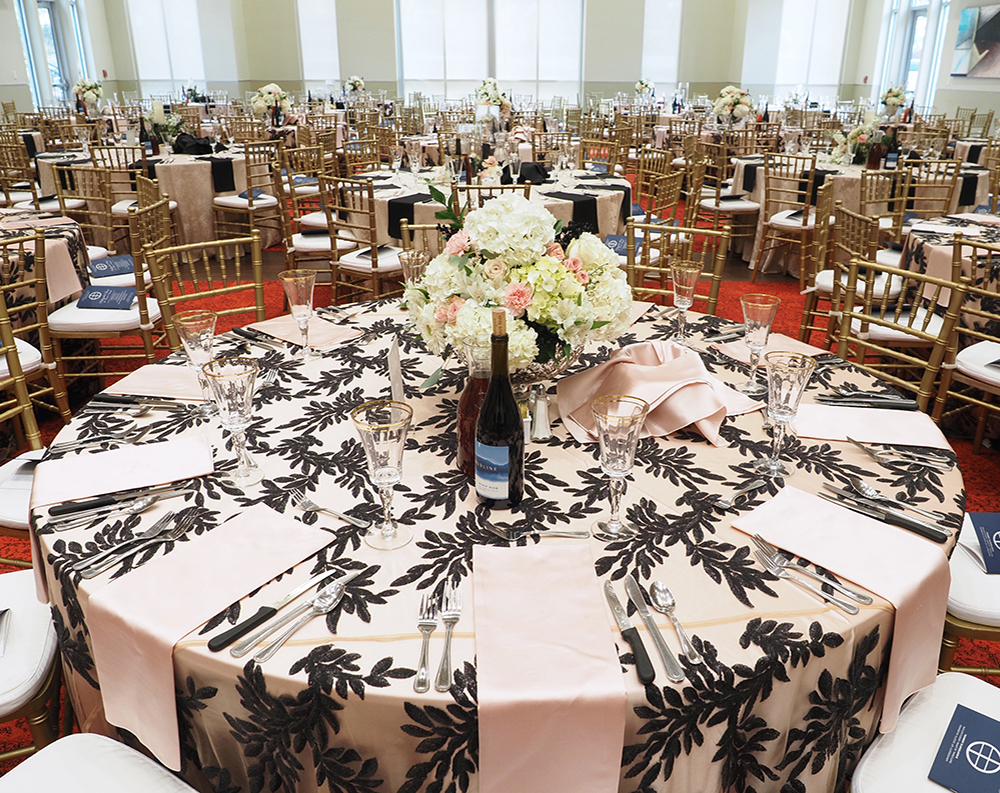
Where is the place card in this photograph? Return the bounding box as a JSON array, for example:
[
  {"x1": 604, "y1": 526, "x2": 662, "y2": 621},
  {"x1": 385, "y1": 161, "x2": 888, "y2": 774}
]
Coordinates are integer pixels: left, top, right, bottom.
[
  {"x1": 929, "y1": 704, "x2": 1000, "y2": 792},
  {"x1": 88, "y1": 253, "x2": 135, "y2": 278},
  {"x1": 603, "y1": 234, "x2": 627, "y2": 255},
  {"x1": 77, "y1": 285, "x2": 136, "y2": 310},
  {"x1": 969, "y1": 514, "x2": 1000, "y2": 574}
]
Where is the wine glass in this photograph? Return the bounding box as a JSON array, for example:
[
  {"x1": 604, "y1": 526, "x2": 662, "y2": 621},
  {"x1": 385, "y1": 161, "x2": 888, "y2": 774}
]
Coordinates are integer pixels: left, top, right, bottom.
[
  {"x1": 670, "y1": 262, "x2": 703, "y2": 345},
  {"x1": 173, "y1": 309, "x2": 219, "y2": 418},
  {"x1": 753, "y1": 352, "x2": 816, "y2": 478},
  {"x1": 737, "y1": 293, "x2": 781, "y2": 397},
  {"x1": 391, "y1": 145, "x2": 404, "y2": 176},
  {"x1": 509, "y1": 147, "x2": 522, "y2": 183},
  {"x1": 203, "y1": 358, "x2": 262, "y2": 487},
  {"x1": 590, "y1": 395, "x2": 650, "y2": 541},
  {"x1": 278, "y1": 269, "x2": 318, "y2": 361},
  {"x1": 351, "y1": 399, "x2": 414, "y2": 550},
  {"x1": 399, "y1": 250, "x2": 429, "y2": 287}
]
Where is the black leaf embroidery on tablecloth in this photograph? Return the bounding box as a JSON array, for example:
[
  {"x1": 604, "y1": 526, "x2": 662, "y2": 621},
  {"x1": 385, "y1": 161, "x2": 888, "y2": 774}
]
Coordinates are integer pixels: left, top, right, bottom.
[
  {"x1": 201, "y1": 766, "x2": 243, "y2": 793},
  {"x1": 404, "y1": 470, "x2": 473, "y2": 520},
  {"x1": 633, "y1": 439, "x2": 728, "y2": 489},
  {"x1": 398, "y1": 661, "x2": 478, "y2": 793},
  {"x1": 291, "y1": 646, "x2": 414, "y2": 701},
  {"x1": 390, "y1": 512, "x2": 479, "y2": 595},
  {"x1": 178, "y1": 676, "x2": 219, "y2": 771},
  {"x1": 50, "y1": 605, "x2": 99, "y2": 689}
]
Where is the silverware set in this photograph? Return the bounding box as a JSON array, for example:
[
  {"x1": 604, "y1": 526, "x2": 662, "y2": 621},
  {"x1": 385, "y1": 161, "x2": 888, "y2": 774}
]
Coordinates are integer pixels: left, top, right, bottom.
[
  {"x1": 754, "y1": 551, "x2": 860, "y2": 614},
  {"x1": 68, "y1": 511, "x2": 197, "y2": 579},
  {"x1": 483, "y1": 522, "x2": 589, "y2": 541},
  {"x1": 412, "y1": 582, "x2": 463, "y2": 693},
  {"x1": 820, "y1": 483, "x2": 951, "y2": 543},
  {"x1": 46, "y1": 426, "x2": 152, "y2": 457},
  {"x1": 845, "y1": 436, "x2": 954, "y2": 472},
  {"x1": 288, "y1": 488, "x2": 372, "y2": 529}
]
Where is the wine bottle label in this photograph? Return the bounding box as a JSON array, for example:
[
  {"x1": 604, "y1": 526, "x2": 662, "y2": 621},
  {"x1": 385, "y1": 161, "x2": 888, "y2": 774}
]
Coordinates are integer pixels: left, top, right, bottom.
[{"x1": 475, "y1": 442, "x2": 509, "y2": 500}]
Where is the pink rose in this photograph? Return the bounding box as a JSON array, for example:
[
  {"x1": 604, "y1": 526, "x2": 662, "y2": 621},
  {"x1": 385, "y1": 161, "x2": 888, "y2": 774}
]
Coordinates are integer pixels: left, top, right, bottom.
[
  {"x1": 564, "y1": 256, "x2": 583, "y2": 273},
  {"x1": 576, "y1": 270, "x2": 590, "y2": 285},
  {"x1": 858, "y1": 134, "x2": 868, "y2": 143},
  {"x1": 547, "y1": 243, "x2": 566, "y2": 261},
  {"x1": 434, "y1": 296, "x2": 465, "y2": 324},
  {"x1": 504, "y1": 282, "x2": 533, "y2": 317},
  {"x1": 483, "y1": 259, "x2": 506, "y2": 279},
  {"x1": 444, "y1": 230, "x2": 471, "y2": 257}
]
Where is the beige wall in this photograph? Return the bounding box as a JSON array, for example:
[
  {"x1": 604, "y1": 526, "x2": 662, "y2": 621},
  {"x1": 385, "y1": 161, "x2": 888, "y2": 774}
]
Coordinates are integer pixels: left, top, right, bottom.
[
  {"x1": 336, "y1": 0, "x2": 397, "y2": 96},
  {"x1": 933, "y1": 0, "x2": 1000, "y2": 116}
]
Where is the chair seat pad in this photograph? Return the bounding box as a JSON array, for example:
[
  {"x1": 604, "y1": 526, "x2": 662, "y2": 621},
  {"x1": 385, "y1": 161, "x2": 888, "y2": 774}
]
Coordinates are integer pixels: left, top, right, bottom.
[
  {"x1": 299, "y1": 211, "x2": 326, "y2": 229},
  {"x1": 87, "y1": 246, "x2": 110, "y2": 261},
  {"x1": 2, "y1": 192, "x2": 34, "y2": 206},
  {"x1": 0, "y1": 449, "x2": 44, "y2": 531},
  {"x1": 112, "y1": 199, "x2": 177, "y2": 217},
  {"x1": 15, "y1": 198, "x2": 84, "y2": 213},
  {"x1": 699, "y1": 196, "x2": 761, "y2": 213},
  {"x1": 849, "y1": 307, "x2": 943, "y2": 341},
  {"x1": 852, "y1": 672, "x2": 1000, "y2": 793},
  {"x1": 281, "y1": 182, "x2": 320, "y2": 196},
  {"x1": 90, "y1": 267, "x2": 152, "y2": 288},
  {"x1": 768, "y1": 208, "x2": 817, "y2": 230},
  {"x1": 814, "y1": 269, "x2": 904, "y2": 299},
  {"x1": 671, "y1": 157, "x2": 686, "y2": 168},
  {"x1": 0, "y1": 570, "x2": 58, "y2": 714},
  {"x1": 954, "y1": 339, "x2": 1000, "y2": 388},
  {"x1": 213, "y1": 193, "x2": 279, "y2": 209},
  {"x1": 617, "y1": 248, "x2": 661, "y2": 267},
  {"x1": 292, "y1": 232, "x2": 357, "y2": 252},
  {"x1": 875, "y1": 248, "x2": 903, "y2": 267},
  {"x1": 948, "y1": 514, "x2": 1000, "y2": 626},
  {"x1": 0, "y1": 733, "x2": 198, "y2": 792},
  {"x1": 339, "y1": 246, "x2": 403, "y2": 274},
  {"x1": 0, "y1": 337, "x2": 42, "y2": 378},
  {"x1": 48, "y1": 297, "x2": 162, "y2": 333}
]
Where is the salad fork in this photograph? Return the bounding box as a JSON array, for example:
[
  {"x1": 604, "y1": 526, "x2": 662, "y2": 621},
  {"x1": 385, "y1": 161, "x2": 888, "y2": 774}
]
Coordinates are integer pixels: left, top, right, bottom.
[
  {"x1": 78, "y1": 512, "x2": 196, "y2": 578},
  {"x1": 754, "y1": 551, "x2": 859, "y2": 614},
  {"x1": 289, "y1": 488, "x2": 371, "y2": 529},
  {"x1": 750, "y1": 534, "x2": 873, "y2": 604},
  {"x1": 413, "y1": 593, "x2": 439, "y2": 693},
  {"x1": 434, "y1": 582, "x2": 462, "y2": 692}
]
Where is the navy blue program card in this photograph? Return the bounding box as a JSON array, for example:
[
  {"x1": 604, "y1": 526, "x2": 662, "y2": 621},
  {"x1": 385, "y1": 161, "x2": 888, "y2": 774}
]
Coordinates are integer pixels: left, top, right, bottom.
[
  {"x1": 969, "y1": 514, "x2": 1000, "y2": 574},
  {"x1": 77, "y1": 285, "x2": 136, "y2": 310},
  {"x1": 87, "y1": 254, "x2": 134, "y2": 278},
  {"x1": 603, "y1": 235, "x2": 627, "y2": 256},
  {"x1": 929, "y1": 704, "x2": 1000, "y2": 792}
]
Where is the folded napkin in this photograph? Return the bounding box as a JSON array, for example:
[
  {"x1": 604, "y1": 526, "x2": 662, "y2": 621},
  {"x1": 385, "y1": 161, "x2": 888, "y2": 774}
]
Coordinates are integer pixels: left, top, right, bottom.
[
  {"x1": 629, "y1": 301, "x2": 656, "y2": 325},
  {"x1": 387, "y1": 192, "x2": 432, "y2": 239},
  {"x1": 29, "y1": 434, "x2": 215, "y2": 601},
  {"x1": 714, "y1": 333, "x2": 829, "y2": 366},
  {"x1": 88, "y1": 505, "x2": 334, "y2": 770},
  {"x1": 910, "y1": 222, "x2": 981, "y2": 236},
  {"x1": 474, "y1": 545, "x2": 626, "y2": 793},
  {"x1": 104, "y1": 363, "x2": 205, "y2": 401},
  {"x1": 248, "y1": 314, "x2": 362, "y2": 348},
  {"x1": 544, "y1": 191, "x2": 599, "y2": 231},
  {"x1": 793, "y1": 404, "x2": 952, "y2": 450},
  {"x1": 556, "y1": 340, "x2": 763, "y2": 446},
  {"x1": 733, "y1": 487, "x2": 950, "y2": 733}
]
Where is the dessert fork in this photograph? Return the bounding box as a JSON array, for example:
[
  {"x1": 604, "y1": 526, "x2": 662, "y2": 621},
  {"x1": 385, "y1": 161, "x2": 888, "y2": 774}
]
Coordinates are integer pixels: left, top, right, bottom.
[
  {"x1": 288, "y1": 488, "x2": 371, "y2": 529},
  {"x1": 413, "y1": 593, "x2": 438, "y2": 693},
  {"x1": 434, "y1": 582, "x2": 462, "y2": 692},
  {"x1": 750, "y1": 534, "x2": 873, "y2": 604},
  {"x1": 754, "y1": 551, "x2": 859, "y2": 614}
]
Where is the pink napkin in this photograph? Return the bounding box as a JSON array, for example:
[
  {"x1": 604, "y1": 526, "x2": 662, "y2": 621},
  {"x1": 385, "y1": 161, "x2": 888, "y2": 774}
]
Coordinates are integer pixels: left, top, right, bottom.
[
  {"x1": 29, "y1": 435, "x2": 215, "y2": 601},
  {"x1": 87, "y1": 505, "x2": 334, "y2": 771},
  {"x1": 248, "y1": 314, "x2": 362, "y2": 348},
  {"x1": 733, "y1": 487, "x2": 950, "y2": 732},
  {"x1": 793, "y1": 405, "x2": 952, "y2": 450},
  {"x1": 474, "y1": 544, "x2": 626, "y2": 793},
  {"x1": 714, "y1": 333, "x2": 830, "y2": 365},
  {"x1": 629, "y1": 301, "x2": 656, "y2": 325},
  {"x1": 556, "y1": 340, "x2": 763, "y2": 446},
  {"x1": 105, "y1": 364, "x2": 205, "y2": 401}
]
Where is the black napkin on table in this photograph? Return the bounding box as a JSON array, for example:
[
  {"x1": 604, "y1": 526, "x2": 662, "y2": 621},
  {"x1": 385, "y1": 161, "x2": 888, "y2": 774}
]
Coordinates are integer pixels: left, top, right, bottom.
[
  {"x1": 388, "y1": 193, "x2": 432, "y2": 239},
  {"x1": 56, "y1": 168, "x2": 76, "y2": 192},
  {"x1": 195, "y1": 157, "x2": 236, "y2": 193},
  {"x1": 968, "y1": 143, "x2": 985, "y2": 163},
  {"x1": 584, "y1": 183, "x2": 633, "y2": 224},
  {"x1": 128, "y1": 159, "x2": 159, "y2": 189},
  {"x1": 742, "y1": 162, "x2": 762, "y2": 193},
  {"x1": 545, "y1": 191, "x2": 599, "y2": 231},
  {"x1": 501, "y1": 162, "x2": 549, "y2": 185},
  {"x1": 959, "y1": 171, "x2": 981, "y2": 207},
  {"x1": 171, "y1": 133, "x2": 213, "y2": 155},
  {"x1": 21, "y1": 134, "x2": 37, "y2": 159}
]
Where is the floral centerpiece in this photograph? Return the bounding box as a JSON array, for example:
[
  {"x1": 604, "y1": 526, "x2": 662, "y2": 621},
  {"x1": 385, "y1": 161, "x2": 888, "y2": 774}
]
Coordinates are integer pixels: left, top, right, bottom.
[
  {"x1": 72, "y1": 78, "x2": 102, "y2": 113},
  {"x1": 404, "y1": 193, "x2": 631, "y2": 373},
  {"x1": 830, "y1": 120, "x2": 877, "y2": 165},
  {"x1": 184, "y1": 86, "x2": 208, "y2": 103},
  {"x1": 712, "y1": 85, "x2": 753, "y2": 125},
  {"x1": 635, "y1": 78, "x2": 655, "y2": 96},
  {"x1": 250, "y1": 83, "x2": 291, "y2": 125},
  {"x1": 881, "y1": 85, "x2": 905, "y2": 115},
  {"x1": 143, "y1": 111, "x2": 186, "y2": 144},
  {"x1": 346, "y1": 75, "x2": 365, "y2": 94}
]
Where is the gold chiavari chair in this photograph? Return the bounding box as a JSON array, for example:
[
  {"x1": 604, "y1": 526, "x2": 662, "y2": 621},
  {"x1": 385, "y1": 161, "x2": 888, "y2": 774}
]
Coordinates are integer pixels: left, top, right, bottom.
[
  {"x1": 213, "y1": 140, "x2": 282, "y2": 241},
  {"x1": 750, "y1": 153, "x2": 819, "y2": 283},
  {"x1": 1, "y1": 101, "x2": 15, "y2": 124},
  {"x1": 798, "y1": 183, "x2": 836, "y2": 345},
  {"x1": 530, "y1": 131, "x2": 571, "y2": 169},
  {"x1": 697, "y1": 141, "x2": 761, "y2": 253},
  {"x1": 667, "y1": 119, "x2": 702, "y2": 165},
  {"x1": 38, "y1": 106, "x2": 70, "y2": 120},
  {"x1": 564, "y1": 106, "x2": 582, "y2": 137},
  {"x1": 970, "y1": 110, "x2": 994, "y2": 138},
  {"x1": 859, "y1": 168, "x2": 907, "y2": 253},
  {"x1": 902, "y1": 159, "x2": 960, "y2": 225},
  {"x1": 39, "y1": 118, "x2": 78, "y2": 152},
  {"x1": 343, "y1": 138, "x2": 381, "y2": 176},
  {"x1": 632, "y1": 146, "x2": 672, "y2": 222},
  {"x1": 681, "y1": 158, "x2": 707, "y2": 228},
  {"x1": 749, "y1": 121, "x2": 782, "y2": 154},
  {"x1": 578, "y1": 138, "x2": 619, "y2": 174},
  {"x1": 646, "y1": 170, "x2": 685, "y2": 226},
  {"x1": 580, "y1": 113, "x2": 605, "y2": 140},
  {"x1": 449, "y1": 181, "x2": 530, "y2": 215},
  {"x1": 940, "y1": 117, "x2": 967, "y2": 141},
  {"x1": 986, "y1": 146, "x2": 1000, "y2": 214},
  {"x1": 53, "y1": 164, "x2": 117, "y2": 262},
  {"x1": 227, "y1": 117, "x2": 266, "y2": 144},
  {"x1": 89, "y1": 144, "x2": 157, "y2": 248},
  {"x1": 399, "y1": 220, "x2": 445, "y2": 259},
  {"x1": 174, "y1": 105, "x2": 202, "y2": 137},
  {"x1": 272, "y1": 150, "x2": 340, "y2": 272},
  {"x1": 955, "y1": 106, "x2": 978, "y2": 136},
  {"x1": 0, "y1": 142, "x2": 52, "y2": 212}
]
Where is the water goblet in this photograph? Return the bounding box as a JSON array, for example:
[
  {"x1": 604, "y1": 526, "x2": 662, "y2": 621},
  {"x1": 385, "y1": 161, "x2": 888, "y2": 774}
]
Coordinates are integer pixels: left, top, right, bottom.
[
  {"x1": 670, "y1": 262, "x2": 703, "y2": 345},
  {"x1": 737, "y1": 293, "x2": 781, "y2": 397},
  {"x1": 753, "y1": 352, "x2": 816, "y2": 478},
  {"x1": 590, "y1": 395, "x2": 650, "y2": 541},
  {"x1": 278, "y1": 269, "x2": 318, "y2": 361},
  {"x1": 509, "y1": 149, "x2": 522, "y2": 183},
  {"x1": 203, "y1": 358, "x2": 262, "y2": 488},
  {"x1": 174, "y1": 309, "x2": 219, "y2": 418},
  {"x1": 351, "y1": 400, "x2": 414, "y2": 550},
  {"x1": 399, "y1": 250, "x2": 429, "y2": 287},
  {"x1": 391, "y1": 145, "x2": 404, "y2": 176}
]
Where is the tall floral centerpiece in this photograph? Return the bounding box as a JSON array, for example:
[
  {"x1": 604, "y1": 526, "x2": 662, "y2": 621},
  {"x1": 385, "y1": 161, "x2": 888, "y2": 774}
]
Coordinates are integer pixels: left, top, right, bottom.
[
  {"x1": 635, "y1": 78, "x2": 655, "y2": 97},
  {"x1": 72, "y1": 78, "x2": 102, "y2": 115},
  {"x1": 251, "y1": 83, "x2": 291, "y2": 126},
  {"x1": 346, "y1": 76, "x2": 365, "y2": 95},
  {"x1": 712, "y1": 85, "x2": 753, "y2": 127},
  {"x1": 830, "y1": 120, "x2": 878, "y2": 165},
  {"x1": 881, "y1": 85, "x2": 905, "y2": 117},
  {"x1": 475, "y1": 78, "x2": 511, "y2": 122},
  {"x1": 143, "y1": 111, "x2": 186, "y2": 145}
]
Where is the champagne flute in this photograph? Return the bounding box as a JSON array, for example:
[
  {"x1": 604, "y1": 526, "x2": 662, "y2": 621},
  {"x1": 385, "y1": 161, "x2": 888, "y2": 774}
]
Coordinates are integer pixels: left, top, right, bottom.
[
  {"x1": 737, "y1": 293, "x2": 781, "y2": 397},
  {"x1": 509, "y1": 147, "x2": 522, "y2": 184},
  {"x1": 753, "y1": 352, "x2": 816, "y2": 478},
  {"x1": 173, "y1": 309, "x2": 219, "y2": 417},
  {"x1": 590, "y1": 395, "x2": 650, "y2": 541},
  {"x1": 351, "y1": 400, "x2": 414, "y2": 550},
  {"x1": 670, "y1": 262, "x2": 703, "y2": 345},
  {"x1": 203, "y1": 358, "x2": 262, "y2": 487},
  {"x1": 278, "y1": 269, "x2": 318, "y2": 361}
]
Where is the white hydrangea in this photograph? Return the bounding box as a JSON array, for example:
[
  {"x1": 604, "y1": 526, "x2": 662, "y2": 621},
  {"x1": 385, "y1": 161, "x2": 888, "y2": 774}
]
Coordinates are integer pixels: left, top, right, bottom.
[{"x1": 464, "y1": 194, "x2": 555, "y2": 267}]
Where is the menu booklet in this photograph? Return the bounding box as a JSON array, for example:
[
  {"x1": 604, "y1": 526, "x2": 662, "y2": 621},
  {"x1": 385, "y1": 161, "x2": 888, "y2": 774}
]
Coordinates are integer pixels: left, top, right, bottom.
[
  {"x1": 969, "y1": 513, "x2": 1000, "y2": 574},
  {"x1": 929, "y1": 704, "x2": 1000, "y2": 792}
]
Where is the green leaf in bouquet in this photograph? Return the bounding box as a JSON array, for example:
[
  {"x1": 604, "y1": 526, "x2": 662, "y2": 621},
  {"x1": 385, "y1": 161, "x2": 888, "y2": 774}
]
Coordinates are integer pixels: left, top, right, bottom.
[
  {"x1": 524, "y1": 318, "x2": 564, "y2": 364},
  {"x1": 420, "y1": 365, "x2": 445, "y2": 388},
  {"x1": 553, "y1": 219, "x2": 564, "y2": 234},
  {"x1": 428, "y1": 184, "x2": 449, "y2": 208},
  {"x1": 590, "y1": 320, "x2": 610, "y2": 329}
]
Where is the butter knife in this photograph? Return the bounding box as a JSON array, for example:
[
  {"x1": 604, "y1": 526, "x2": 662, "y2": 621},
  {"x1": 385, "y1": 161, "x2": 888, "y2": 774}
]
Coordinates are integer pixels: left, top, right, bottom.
[
  {"x1": 47, "y1": 483, "x2": 195, "y2": 517},
  {"x1": 818, "y1": 488, "x2": 949, "y2": 543},
  {"x1": 623, "y1": 574, "x2": 684, "y2": 683},
  {"x1": 604, "y1": 581, "x2": 655, "y2": 684}
]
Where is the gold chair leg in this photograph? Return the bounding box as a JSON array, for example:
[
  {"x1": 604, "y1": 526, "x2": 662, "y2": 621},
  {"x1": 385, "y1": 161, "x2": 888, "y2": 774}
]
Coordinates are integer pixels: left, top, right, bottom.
[{"x1": 939, "y1": 627, "x2": 959, "y2": 673}]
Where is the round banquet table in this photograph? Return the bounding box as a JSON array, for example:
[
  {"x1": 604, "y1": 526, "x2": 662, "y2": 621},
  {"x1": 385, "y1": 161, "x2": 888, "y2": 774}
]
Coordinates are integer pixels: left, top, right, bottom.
[
  {"x1": 32, "y1": 304, "x2": 962, "y2": 793},
  {"x1": 0, "y1": 208, "x2": 88, "y2": 306}
]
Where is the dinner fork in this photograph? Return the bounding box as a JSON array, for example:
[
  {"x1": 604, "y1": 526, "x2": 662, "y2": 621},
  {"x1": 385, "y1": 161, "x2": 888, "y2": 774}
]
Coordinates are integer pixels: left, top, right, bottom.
[
  {"x1": 750, "y1": 534, "x2": 873, "y2": 604},
  {"x1": 434, "y1": 582, "x2": 462, "y2": 692},
  {"x1": 78, "y1": 513, "x2": 195, "y2": 579},
  {"x1": 754, "y1": 551, "x2": 859, "y2": 614},
  {"x1": 47, "y1": 426, "x2": 152, "y2": 455},
  {"x1": 413, "y1": 593, "x2": 439, "y2": 693},
  {"x1": 255, "y1": 368, "x2": 278, "y2": 392},
  {"x1": 68, "y1": 510, "x2": 178, "y2": 572},
  {"x1": 845, "y1": 436, "x2": 953, "y2": 472},
  {"x1": 288, "y1": 488, "x2": 371, "y2": 529}
]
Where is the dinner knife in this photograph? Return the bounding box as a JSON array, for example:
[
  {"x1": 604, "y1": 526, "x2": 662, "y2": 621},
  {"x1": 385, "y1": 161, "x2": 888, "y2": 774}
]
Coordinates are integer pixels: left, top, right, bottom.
[
  {"x1": 623, "y1": 574, "x2": 684, "y2": 683},
  {"x1": 813, "y1": 396, "x2": 919, "y2": 410},
  {"x1": 91, "y1": 394, "x2": 196, "y2": 407},
  {"x1": 230, "y1": 327, "x2": 283, "y2": 349},
  {"x1": 604, "y1": 581, "x2": 655, "y2": 684},
  {"x1": 208, "y1": 567, "x2": 349, "y2": 651},
  {"x1": 819, "y1": 487, "x2": 950, "y2": 543},
  {"x1": 47, "y1": 483, "x2": 195, "y2": 517}
]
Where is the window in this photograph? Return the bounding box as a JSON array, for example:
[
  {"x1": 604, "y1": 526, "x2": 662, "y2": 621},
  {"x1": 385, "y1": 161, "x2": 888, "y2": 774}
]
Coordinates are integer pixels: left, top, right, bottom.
[
  {"x1": 37, "y1": 1, "x2": 70, "y2": 102},
  {"x1": 398, "y1": 0, "x2": 488, "y2": 99},
  {"x1": 495, "y1": 0, "x2": 583, "y2": 101},
  {"x1": 774, "y1": 0, "x2": 851, "y2": 94},
  {"x1": 298, "y1": 0, "x2": 340, "y2": 91},
  {"x1": 70, "y1": 0, "x2": 88, "y2": 80},
  {"x1": 641, "y1": 0, "x2": 682, "y2": 88},
  {"x1": 902, "y1": 0, "x2": 929, "y2": 93},
  {"x1": 926, "y1": 0, "x2": 950, "y2": 102},
  {"x1": 126, "y1": 0, "x2": 205, "y2": 96}
]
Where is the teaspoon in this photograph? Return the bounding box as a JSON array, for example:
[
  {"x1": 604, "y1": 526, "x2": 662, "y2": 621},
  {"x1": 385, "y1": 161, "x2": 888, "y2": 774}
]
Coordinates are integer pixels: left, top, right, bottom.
[
  {"x1": 847, "y1": 476, "x2": 948, "y2": 523},
  {"x1": 650, "y1": 581, "x2": 703, "y2": 664}
]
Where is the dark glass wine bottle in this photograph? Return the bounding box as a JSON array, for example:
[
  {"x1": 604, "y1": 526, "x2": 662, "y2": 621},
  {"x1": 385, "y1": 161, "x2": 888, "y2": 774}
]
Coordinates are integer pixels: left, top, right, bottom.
[{"x1": 475, "y1": 309, "x2": 524, "y2": 508}]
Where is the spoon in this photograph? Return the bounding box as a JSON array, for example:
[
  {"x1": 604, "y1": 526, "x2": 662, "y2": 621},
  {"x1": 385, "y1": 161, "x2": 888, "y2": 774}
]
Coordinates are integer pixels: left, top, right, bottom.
[
  {"x1": 51, "y1": 495, "x2": 161, "y2": 532},
  {"x1": 649, "y1": 582, "x2": 703, "y2": 664},
  {"x1": 77, "y1": 405, "x2": 152, "y2": 418},
  {"x1": 847, "y1": 477, "x2": 948, "y2": 522}
]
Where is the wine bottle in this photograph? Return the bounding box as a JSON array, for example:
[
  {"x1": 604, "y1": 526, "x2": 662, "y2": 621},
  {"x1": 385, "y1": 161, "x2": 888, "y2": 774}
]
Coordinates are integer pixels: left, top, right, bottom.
[{"x1": 475, "y1": 308, "x2": 524, "y2": 508}]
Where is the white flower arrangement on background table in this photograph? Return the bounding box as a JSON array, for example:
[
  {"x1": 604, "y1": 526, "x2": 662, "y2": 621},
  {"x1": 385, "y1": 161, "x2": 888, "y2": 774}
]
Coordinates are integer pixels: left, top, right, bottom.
[
  {"x1": 475, "y1": 78, "x2": 509, "y2": 107},
  {"x1": 830, "y1": 120, "x2": 878, "y2": 165},
  {"x1": 712, "y1": 85, "x2": 754, "y2": 123},
  {"x1": 143, "y1": 112, "x2": 187, "y2": 144},
  {"x1": 346, "y1": 75, "x2": 365, "y2": 93},
  {"x1": 250, "y1": 83, "x2": 291, "y2": 117},
  {"x1": 72, "y1": 78, "x2": 102, "y2": 104},
  {"x1": 404, "y1": 193, "x2": 632, "y2": 370},
  {"x1": 881, "y1": 85, "x2": 905, "y2": 107},
  {"x1": 635, "y1": 78, "x2": 655, "y2": 95}
]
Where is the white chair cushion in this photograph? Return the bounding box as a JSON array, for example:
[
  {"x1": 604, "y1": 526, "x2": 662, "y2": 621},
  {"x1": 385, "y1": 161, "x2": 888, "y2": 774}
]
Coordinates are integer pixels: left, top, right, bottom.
[
  {"x1": 291, "y1": 232, "x2": 358, "y2": 253},
  {"x1": 112, "y1": 199, "x2": 178, "y2": 217},
  {"x1": 339, "y1": 245, "x2": 403, "y2": 274},
  {"x1": 299, "y1": 211, "x2": 326, "y2": 229},
  {"x1": 0, "y1": 733, "x2": 198, "y2": 792},
  {"x1": 87, "y1": 246, "x2": 110, "y2": 261},
  {"x1": 0, "y1": 337, "x2": 42, "y2": 378},
  {"x1": 852, "y1": 672, "x2": 1000, "y2": 793},
  {"x1": 768, "y1": 208, "x2": 817, "y2": 230},
  {"x1": 3, "y1": 192, "x2": 34, "y2": 206},
  {"x1": 849, "y1": 307, "x2": 943, "y2": 341},
  {"x1": 814, "y1": 269, "x2": 904, "y2": 299},
  {"x1": 0, "y1": 449, "x2": 44, "y2": 531},
  {"x1": 48, "y1": 297, "x2": 162, "y2": 333},
  {"x1": 875, "y1": 248, "x2": 903, "y2": 267},
  {"x1": 0, "y1": 569, "x2": 58, "y2": 714},
  {"x1": 213, "y1": 193, "x2": 279, "y2": 209},
  {"x1": 671, "y1": 157, "x2": 686, "y2": 168},
  {"x1": 15, "y1": 198, "x2": 85, "y2": 213},
  {"x1": 617, "y1": 248, "x2": 662, "y2": 267},
  {"x1": 954, "y1": 339, "x2": 1000, "y2": 388},
  {"x1": 281, "y1": 182, "x2": 320, "y2": 196},
  {"x1": 699, "y1": 196, "x2": 761, "y2": 213},
  {"x1": 948, "y1": 514, "x2": 1000, "y2": 626}
]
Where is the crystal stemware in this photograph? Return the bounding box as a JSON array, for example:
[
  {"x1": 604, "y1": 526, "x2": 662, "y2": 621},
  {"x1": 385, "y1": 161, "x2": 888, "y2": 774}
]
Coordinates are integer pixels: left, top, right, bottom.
[
  {"x1": 203, "y1": 357, "x2": 262, "y2": 487},
  {"x1": 351, "y1": 400, "x2": 414, "y2": 550},
  {"x1": 173, "y1": 309, "x2": 219, "y2": 417},
  {"x1": 590, "y1": 395, "x2": 650, "y2": 541},
  {"x1": 737, "y1": 293, "x2": 781, "y2": 397},
  {"x1": 509, "y1": 148, "x2": 522, "y2": 183},
  {"x1": 670, "y1": 262, "x2": 703, "y2": 345},
  {"x1": 399, "y1": 250, "x2": 429, "y2": 287},
  {"x1": 754, "y1": 352, "x2": 816, "y2": 478},
  {"x1": 278, "y1": 269, "x2": 318, "y2": 361}
]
